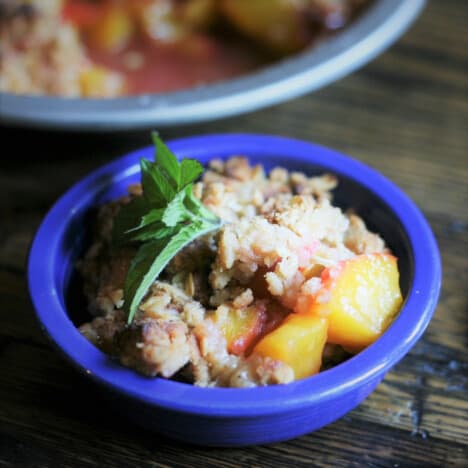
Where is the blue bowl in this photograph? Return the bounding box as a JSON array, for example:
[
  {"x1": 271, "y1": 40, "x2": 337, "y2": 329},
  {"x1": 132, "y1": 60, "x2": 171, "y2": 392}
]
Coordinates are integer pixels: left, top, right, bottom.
[{"x1": 28, "y1": 134, "x2": 441, "y2": 446}]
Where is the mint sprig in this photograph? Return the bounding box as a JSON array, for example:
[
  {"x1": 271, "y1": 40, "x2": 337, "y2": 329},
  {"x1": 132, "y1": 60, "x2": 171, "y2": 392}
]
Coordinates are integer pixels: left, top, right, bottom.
[{"x1": 112, "y1": 133, "x2": 222, "y2": 324}]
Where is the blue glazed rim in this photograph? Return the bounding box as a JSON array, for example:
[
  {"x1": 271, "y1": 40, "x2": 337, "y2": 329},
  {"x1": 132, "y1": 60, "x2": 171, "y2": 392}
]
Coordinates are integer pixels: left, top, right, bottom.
[{"x1": 28, "y1": 134, "x2": 441, "y2": 417}]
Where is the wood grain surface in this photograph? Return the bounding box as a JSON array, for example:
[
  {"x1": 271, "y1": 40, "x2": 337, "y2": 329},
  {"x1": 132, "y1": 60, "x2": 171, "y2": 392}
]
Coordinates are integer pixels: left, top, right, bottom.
[{"x1": 1, "y1": 0, "x2": 467, "y2": 466}]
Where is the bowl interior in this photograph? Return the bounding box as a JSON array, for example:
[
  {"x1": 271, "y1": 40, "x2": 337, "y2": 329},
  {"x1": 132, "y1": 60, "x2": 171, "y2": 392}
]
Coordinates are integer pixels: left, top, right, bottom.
[{"x1": 29, "y1": 134, "x2": 440, "y2": 418}]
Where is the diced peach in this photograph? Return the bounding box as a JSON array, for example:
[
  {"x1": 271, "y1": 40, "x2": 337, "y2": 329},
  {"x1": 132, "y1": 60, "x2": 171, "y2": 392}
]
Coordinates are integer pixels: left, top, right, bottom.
[
  {"x1": 79, "y1": 66, "x2": 124, "y2": 97},
  {"x1": 87, "y1": 5, "x2": 134, "y2": 52},
  {"x1": 253, "y1": 314, "x2": 328, "y2": 380},
  {"x1": 298, "y1": 253, "x2": 403, "y2": 351},
  {"x1": 213, "y1": 303, "x2": 266, "y2": 355},
  {"x1": 221, "y1": 0, "x2": 311, "y2": 54},
  {"x1": 134, "y1": 0, "x2": 216, "y2": 43}
]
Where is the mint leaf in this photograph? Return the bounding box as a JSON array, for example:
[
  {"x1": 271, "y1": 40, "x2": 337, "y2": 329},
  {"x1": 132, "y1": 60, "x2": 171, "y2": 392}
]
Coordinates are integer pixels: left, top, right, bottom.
[
  {"x1": 112, "y1": 134, "x2": 223, "y2": 324},
  {"x1": 112, "y1": 197, "x2": 149, "y2": 245},
  {"x1": 180, "y1": 158, "x2": 203, "y2": 187},
  {"x1": 123, "y1": 239, "x2": 165, "y2": 324},
  {"x1": 162, "y1": 190, "x2": 191, "y2": 227},
  {"x1": 124, "y1": 220, "x2": 220, "y2": 323},
  {"x1": 141, "y1": 158, "x2": 175, "y2": 206},
  {"x1": 123, "y1": 208, "x2": 166, "y2": 236},
  {"x1": 152, "y1": 132, "x2": 180, "y2": 190},
  {"x1": 140, "y1": 208, "x2": 165, "y2": 227},
  {"x1": 185, "y1": 187, "x2": 219, "y2": 222},
  {"x1": 129, "y1": 223, "x2": 179, "y2": 243}
]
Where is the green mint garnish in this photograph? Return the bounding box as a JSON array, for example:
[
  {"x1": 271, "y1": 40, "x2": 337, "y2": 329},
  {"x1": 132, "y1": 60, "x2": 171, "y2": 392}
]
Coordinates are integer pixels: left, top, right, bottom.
[{"x1": 112, "y1": 133, "x2": 222, "y2": 324}]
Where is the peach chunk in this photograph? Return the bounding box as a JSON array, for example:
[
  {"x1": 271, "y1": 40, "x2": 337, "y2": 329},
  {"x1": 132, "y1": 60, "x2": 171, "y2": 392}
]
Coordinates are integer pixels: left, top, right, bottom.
[
  {"x1": 87, "y1": 5, "x2": 134, "y2": 52},
  {"x1": 214, "y1": 303, "x2": 266, "y2": 356},
  {"x1": 300, "y1": 253, "x2": 403, "y2": 351},
  {"x1": 79, "y1": 66, "x2": 124, "y2": 98},
  {"x1": 253, "y1": 314, "x2": 328, "y2": 380}
]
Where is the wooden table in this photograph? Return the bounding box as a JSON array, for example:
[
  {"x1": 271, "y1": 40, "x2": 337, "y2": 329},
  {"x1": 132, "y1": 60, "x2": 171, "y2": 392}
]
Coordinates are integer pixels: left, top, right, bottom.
[{"x1": 1, "y1": 0, "x2": 466, "y2": 466}]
